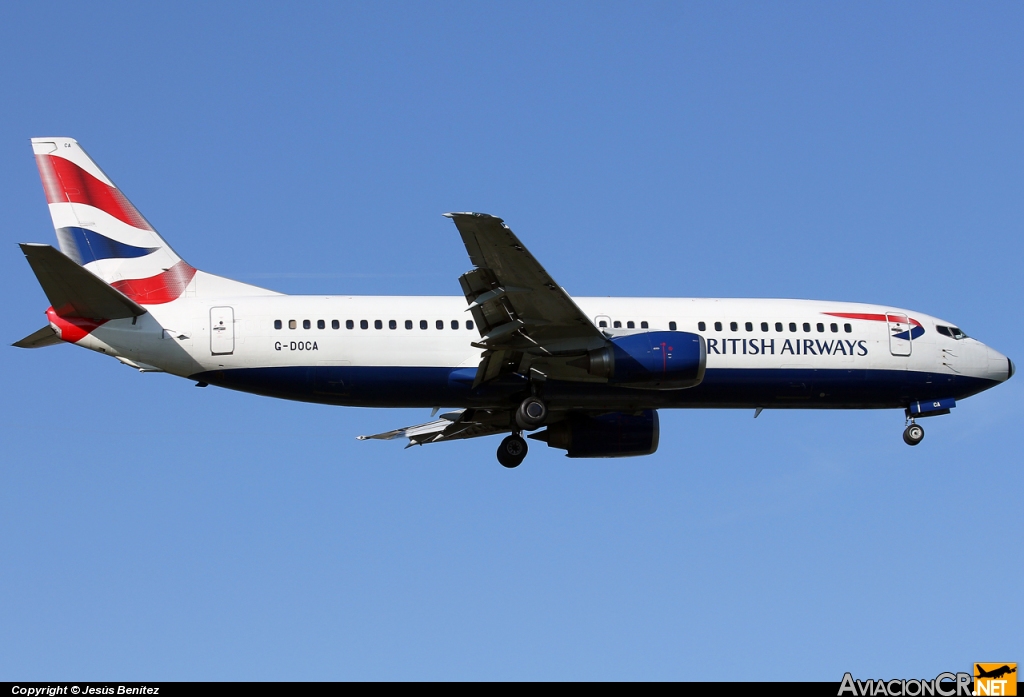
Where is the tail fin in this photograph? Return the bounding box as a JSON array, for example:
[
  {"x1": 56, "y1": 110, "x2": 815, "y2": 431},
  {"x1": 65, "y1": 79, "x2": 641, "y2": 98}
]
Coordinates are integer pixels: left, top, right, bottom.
[{"x1": 31, "y1": 137, "x2": 196, "y2": 305}]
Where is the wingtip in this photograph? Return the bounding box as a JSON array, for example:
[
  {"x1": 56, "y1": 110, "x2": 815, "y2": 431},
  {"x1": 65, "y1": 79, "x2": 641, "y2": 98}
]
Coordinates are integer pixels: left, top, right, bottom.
[{"x1": 443, "y1": 211, "x2": 501, "y2": 220}]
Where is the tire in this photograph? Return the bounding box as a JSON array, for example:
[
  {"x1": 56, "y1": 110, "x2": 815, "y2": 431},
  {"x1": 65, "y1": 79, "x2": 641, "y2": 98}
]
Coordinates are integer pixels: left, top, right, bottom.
[
  {"x1": 903, "y1": 424, "x2": 924, "y2": 446},
  {"x1": 515, "y1": 397, "x2": 548, "y2": 431},
  {"x1": 497, "y1": 434, "x2": 528, "y2": 468}
]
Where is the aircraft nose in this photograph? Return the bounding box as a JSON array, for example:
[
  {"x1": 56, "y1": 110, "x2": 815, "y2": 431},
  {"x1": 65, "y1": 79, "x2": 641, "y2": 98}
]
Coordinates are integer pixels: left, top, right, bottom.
[{"x1": 984, "y1": 346, "x2": 1013, "y2": 382}]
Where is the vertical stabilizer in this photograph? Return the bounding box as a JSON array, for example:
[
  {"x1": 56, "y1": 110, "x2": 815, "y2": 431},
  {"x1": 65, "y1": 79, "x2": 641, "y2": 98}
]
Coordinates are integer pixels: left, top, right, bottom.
[{"x1": 31, "y1": 138, "x2": 196, "y2": 305}]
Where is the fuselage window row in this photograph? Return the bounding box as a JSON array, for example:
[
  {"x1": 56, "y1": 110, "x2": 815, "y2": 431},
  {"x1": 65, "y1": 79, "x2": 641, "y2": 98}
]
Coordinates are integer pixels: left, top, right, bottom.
[
  {"x1": 274, "y1": 319, "x2": 475, "y2": 331},
  {"x1": 595, "y1": 319, "x2": 853, "y2": 334},
  {"x1": 276, "y1": 317, "x2": 854, "y2": 335},
  {"x1": 697, "y1": 321, "x2": 853, "y2": 334}
]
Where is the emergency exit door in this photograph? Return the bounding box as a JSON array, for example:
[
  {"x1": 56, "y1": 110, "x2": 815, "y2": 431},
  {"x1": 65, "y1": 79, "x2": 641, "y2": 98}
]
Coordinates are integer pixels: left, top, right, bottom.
[
  {"x1": 210, "y1": 306, "x2": 235, "y2": 355},
  {"x1": 886, "y1": 312, "x2": 912, "y2": 357}
]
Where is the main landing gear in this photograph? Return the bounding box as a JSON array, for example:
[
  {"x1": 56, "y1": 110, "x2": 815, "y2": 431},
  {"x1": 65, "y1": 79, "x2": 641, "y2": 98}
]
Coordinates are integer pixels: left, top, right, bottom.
[
  {"x1": 903, "y1": 420, "x2": 925, "y2": 446},
  {"x1": 497, "y1": 434, "x2": 528, "y2": 468}
]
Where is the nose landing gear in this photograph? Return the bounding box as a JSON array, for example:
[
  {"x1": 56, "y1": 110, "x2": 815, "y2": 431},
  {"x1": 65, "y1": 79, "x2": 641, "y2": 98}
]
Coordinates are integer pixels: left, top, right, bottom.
[
  {"x1": 903, "y1": 420, "x2": 924, "y2": 446},
  {"x1": 497, "y1": 433, "x2": 528, "y2": 468}
]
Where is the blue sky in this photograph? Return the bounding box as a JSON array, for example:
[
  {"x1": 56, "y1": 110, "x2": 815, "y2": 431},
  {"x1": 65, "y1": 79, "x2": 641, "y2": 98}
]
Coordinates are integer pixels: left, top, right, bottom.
[{"x1": 1, "y1": 1, "x2": 1021, "y2": 680}]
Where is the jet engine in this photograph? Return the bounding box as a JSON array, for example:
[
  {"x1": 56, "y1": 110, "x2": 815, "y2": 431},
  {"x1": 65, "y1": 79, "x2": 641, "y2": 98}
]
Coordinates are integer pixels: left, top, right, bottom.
[
  {"x1": 530, "y1": 410, "x2": 660, "y2": 458},
  {"x1": 570, "y1": 331, "x2": 706, "y2": 389}
]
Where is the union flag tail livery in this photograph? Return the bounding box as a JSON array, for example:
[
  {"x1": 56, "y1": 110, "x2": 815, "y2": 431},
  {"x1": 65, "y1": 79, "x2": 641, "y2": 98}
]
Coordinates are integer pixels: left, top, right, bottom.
[
  {"x1": 32, "y1": 137, "x2": 196, "y2": 305},
  {"x1": 14, "y1": 138, "x2": 1016, "y2": 467}
]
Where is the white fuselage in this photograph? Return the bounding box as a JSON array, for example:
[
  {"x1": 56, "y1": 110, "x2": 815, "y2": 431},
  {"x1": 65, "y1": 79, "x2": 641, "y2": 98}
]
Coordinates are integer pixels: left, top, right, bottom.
[{"x1": 67, "y1": 291, "x2": 1011, "y2": 411}]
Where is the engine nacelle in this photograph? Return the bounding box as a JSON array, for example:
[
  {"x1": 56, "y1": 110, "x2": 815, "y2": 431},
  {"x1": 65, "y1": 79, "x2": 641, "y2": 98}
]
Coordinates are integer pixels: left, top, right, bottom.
[
  {"x1": 531, "y1": 410, "x2": 660, "y2": 458},
  {"x1": 573, "y1": 331, "x2": 706, "y2": 389}
]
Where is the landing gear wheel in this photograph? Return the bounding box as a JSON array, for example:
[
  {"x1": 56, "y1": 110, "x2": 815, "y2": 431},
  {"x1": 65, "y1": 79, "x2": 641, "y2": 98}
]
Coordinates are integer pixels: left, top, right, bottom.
[
  {"x1": 497, "y1": 434, "x2": 528, "y2": 468},
  {"x1": 515, "y1": 397, "x2": 548, "y2": 431},
  {"x1": 903, "y1": 423, "x2": 924, "y2": 446}
]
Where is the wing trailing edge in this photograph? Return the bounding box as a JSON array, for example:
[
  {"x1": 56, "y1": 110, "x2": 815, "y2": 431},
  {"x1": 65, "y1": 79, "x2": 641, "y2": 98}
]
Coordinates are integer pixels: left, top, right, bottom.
[{"x1": 358, "y1": 409, "x2": 513, "y2": 447}]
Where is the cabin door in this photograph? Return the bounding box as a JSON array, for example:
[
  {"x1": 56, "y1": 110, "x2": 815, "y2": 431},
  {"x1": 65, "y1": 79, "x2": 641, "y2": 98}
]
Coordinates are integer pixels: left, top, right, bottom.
[
  {"x1": 210, "y1": 306, "x2": 235, "y2": 355},
  {"x1": 886, "y1": 312, "x2": 912, "y2": 357}
]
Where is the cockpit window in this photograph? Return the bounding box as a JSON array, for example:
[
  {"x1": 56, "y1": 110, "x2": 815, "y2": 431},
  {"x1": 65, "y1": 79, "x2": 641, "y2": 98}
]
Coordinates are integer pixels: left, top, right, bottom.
[
  {"x1": 951, "y1": 327, "x2": 968, "y2": 339},
  {"x1": 937, "y1": 325, "x2": 968, "y2": 340}
]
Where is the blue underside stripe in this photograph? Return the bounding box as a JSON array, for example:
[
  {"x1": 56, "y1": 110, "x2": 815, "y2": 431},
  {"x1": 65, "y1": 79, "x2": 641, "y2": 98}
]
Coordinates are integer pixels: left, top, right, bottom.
[
  {"x1": 56, "y1": 226, "x2": 158, "y2": 265},
  {"x1": 189, "y1": 366, "x2": 999, "y2": 410}
]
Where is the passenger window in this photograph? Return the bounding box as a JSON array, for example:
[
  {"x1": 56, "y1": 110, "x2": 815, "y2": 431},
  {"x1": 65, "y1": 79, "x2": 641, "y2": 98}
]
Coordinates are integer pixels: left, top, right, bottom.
[
  {"x1": 598, "y1": 320, "x2": 607, "y2": 328},
  {"x1": 730, "y1": 322, "x2": 738, "y2": 332},
  {"x1": 641, "y1": 321, "x2": 649, "y2": 329},
  {"x1": 433, "y1": 319, "x2": 442, "y2": 330},
  {"x1": 374, "y1": 320, "x2": 382, "y2": 330},
  {"x1": 451, "y1": 320, "x2": 459, "y2": 330},
  {"x1": 695, "y1": 322, "x2": 702, "y2": 332},
  {"x1": 789, "y1": 322, "x2": 797, "y2": 332},
  {"x1": 317, "y1": 319, "x2": 325, "y2": 329},
  {"x1": 360, "y1": 320, "x2": 368, "y2": 329},
  {"x1": 715, "y1": 322, "x2": 722, "y2": 332},
  {"x1": 844, "y1": 323, "x2": 852, "y2": 333},
  {"x1": 816, "y1": 323, "x2": 824, "y2": 333},
  {"x1": 303, "y1": 319, "x2": 311, "y2": 330},
  {"x1": 288, "y1": 320, "x2": 297, "y2": 330},
  {"x1": 467, "y1": 320, "x2": 474, "y2": 330},
  {"x1": 274, "y1": 320, "x2": 282, "y2": 330},
  {"x1": 420, "y1": 320, "x2": 428, "y2": 330},
  {"x1": 775, "y1": 322, "x2": 783, "y2": 332},
  {"x1": 405, "y1": 320, "x2": 413, "y2": 330},
  {"x1": 614, "y1": 321, "x2": 622, "y2": 328},
  {"x1": 332, "y1": 320, "x2": 340, "y2": 329},
  {"x1": 627, "y1": 321, "x2": 635, "y2": 329},
  {"x1": 803, "y1": 323, "x2": 811, "y2": 332},
  {"x1": 745, "y1": 322, "x2": 753, "y2": 332},
  {"x1": 346, "y1": 320, "x2": 354, "y2": 329},
  {"x1": 761, "y1": 322, "x2": 769, "y2": 332},
  {"x1": 830, "y1": 323, "x2": 838, "y2": 333},
  {"x1": 389, "y1": 320, "x2": 397, "y2": 330}
]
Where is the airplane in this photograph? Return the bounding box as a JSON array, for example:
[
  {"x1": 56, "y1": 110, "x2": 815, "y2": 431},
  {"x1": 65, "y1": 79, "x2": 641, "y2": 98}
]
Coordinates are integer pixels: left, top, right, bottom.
[
  {"x1": 975, "y1": 665, "x2": 1016, "y2": 680},
  {"x1": 15, "y1": 137, "x2": 1015, "y2": 468}
]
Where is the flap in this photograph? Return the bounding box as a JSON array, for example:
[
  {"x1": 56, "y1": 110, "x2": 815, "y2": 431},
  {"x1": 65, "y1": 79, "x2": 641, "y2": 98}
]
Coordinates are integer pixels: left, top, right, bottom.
[
  {"x1": 358, "y1": 408, "x2": 513, "y2": 447},
  {"x1": 445, "y1": 212, "x2": 608, "y2": 386},
  {"x1": 446, "y1": 212, "x2": 605, "y2": 350}
]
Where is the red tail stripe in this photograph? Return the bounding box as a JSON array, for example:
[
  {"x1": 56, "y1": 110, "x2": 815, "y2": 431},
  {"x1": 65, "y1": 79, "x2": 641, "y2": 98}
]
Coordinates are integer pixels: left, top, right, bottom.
[
  {"x1": 111, "y1": 261, "x2": 196, "y2": 305},
  {"x1": 35, "y1": 154, "x2": 154, "y2": 231}
]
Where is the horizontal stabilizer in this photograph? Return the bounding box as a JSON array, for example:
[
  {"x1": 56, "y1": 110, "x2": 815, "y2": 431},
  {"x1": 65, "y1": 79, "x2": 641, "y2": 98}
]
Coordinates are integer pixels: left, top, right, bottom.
[
  {"x1": 13, "y1": 325, "x2": 62, "y2": 349},
  {"x1": 20, "y1": 243, "x2": 145, "y2": 319}
]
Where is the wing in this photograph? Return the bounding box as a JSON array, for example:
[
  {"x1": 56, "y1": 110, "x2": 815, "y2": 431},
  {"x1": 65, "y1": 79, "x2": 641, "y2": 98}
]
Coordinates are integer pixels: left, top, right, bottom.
[
  {"x1": 357, "y1": 409, "x2": 513, "y2": 448},
  {"x1": 445, "y1": 212, "x2": 608, "y2": 386}
]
